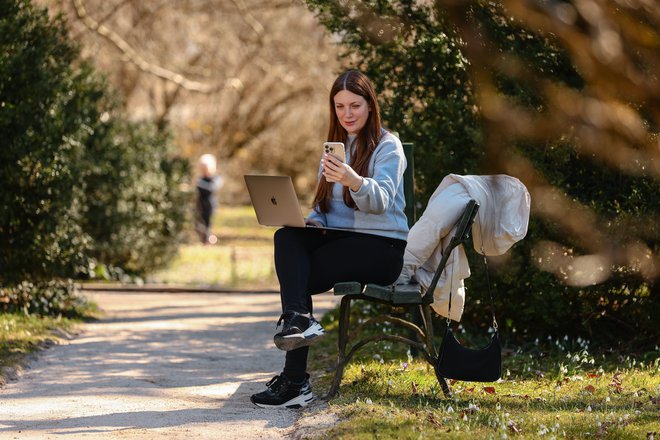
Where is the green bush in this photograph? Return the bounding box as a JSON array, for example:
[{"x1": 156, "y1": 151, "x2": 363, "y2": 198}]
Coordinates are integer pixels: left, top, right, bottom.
[
  {"x1": 306, "y1": 0, "x2": 658, "y2": 348},
  {"x1": 0, "y1": 0, "x2": 91, "y2": 286},
  {"x1": 0, "y1": 0, "x2": 189, "y2": 313},
  {"x1": 79, "y1": 112, "x2": 191, "y2": 276}
]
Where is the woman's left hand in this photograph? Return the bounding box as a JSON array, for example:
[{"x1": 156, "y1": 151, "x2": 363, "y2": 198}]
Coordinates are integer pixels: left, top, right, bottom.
[{"x1": 322, "y1": 153, "x2": 363, "y2": 192}]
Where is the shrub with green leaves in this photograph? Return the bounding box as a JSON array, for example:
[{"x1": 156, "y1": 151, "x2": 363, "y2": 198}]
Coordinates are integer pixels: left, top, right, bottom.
[
  {"x1": 0, "y1": 0, "x2": 91, "y2": 287},
  {"x1": 0, "y1": 0, "x2": 189, "y2": 313},
  {"x1": 80, "y1": 115, "x2": 190, "y2": 275}
]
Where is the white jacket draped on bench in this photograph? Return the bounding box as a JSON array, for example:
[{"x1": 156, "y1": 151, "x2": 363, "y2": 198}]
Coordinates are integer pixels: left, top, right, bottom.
[{"x1": 397, "y1": 174, "x2": 531, "y2": 321}]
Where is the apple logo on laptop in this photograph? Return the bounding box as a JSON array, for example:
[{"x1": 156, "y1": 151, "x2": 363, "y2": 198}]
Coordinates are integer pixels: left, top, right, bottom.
[{"x1": 270, "y1": 196, "x2": 277, "y2": 206}]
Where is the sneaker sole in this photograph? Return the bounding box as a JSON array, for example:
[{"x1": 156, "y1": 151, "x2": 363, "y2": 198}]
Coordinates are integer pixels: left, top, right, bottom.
[
  {"x1": 274, "y1": 323, "x2": 325, "y2": 351},
  {"x1": 251, "y1": 390, "x2": 314, "y2": 409}
]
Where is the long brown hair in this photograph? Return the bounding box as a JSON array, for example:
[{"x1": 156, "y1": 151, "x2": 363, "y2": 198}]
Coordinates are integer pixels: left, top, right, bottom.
[{"x1": 312, "y1": 70, "x2": 383, "y2": 213}]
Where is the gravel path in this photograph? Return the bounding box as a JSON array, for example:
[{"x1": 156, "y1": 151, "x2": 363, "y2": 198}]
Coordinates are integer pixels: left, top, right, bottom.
[{"x1": 0, "y1": 290, "x2": 339, "y2": 439}]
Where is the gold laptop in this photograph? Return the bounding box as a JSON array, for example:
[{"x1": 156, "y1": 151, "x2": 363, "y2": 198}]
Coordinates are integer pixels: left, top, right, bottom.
[{"x1": 244, "y1": 175, "x2": 308, "y2": 227}]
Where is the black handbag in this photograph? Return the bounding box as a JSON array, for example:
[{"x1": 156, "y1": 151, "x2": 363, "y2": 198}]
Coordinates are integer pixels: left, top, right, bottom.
[{"x1": 435, "y1": 241, "x2": 502, "y2": 382}]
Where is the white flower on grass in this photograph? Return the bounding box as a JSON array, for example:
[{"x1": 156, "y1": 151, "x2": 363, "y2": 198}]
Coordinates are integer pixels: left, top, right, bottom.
[
  {"x1": 446, "y1": 406, "x2": 455, "y2": 413},
  {"x1": 365, "y1": 398, "x2": 373, "y2": 405},
  {"x1": 469, "y1": 403, "x2": 480, "y2": 411},
  {"x1": 586, "y1": 405, "x2": 592, "y2": 412},
  {"x1": 538, "y1": 424, "x2": 549, "y2": 435}
]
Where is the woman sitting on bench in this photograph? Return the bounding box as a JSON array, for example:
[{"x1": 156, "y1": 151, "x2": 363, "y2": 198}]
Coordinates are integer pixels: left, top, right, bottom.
[{"x1": 250, "y1": 70, "x2": 409, "y2": 409}]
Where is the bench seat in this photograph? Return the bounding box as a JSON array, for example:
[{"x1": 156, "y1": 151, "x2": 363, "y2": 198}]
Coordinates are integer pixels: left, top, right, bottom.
[{"x1": 333, "y1": 281, "x2": 430, "y2": 305}]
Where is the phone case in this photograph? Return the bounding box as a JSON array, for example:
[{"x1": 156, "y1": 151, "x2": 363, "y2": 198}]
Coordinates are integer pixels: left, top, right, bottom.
[{"x1": 323, "y1": 142, "x2": 346, "y2": 162}]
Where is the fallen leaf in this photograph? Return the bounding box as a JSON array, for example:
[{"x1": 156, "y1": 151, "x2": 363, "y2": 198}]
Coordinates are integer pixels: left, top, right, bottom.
[
  {"x1": 465, "y1": 386, "x2": 475, "y2": 393},
  {"x1": 587, "y1": 373, "x2": 601, "y2": 378},
  {"x1": 508, "y1": 421, "x2": 522, "y2": 434},
  {"x1": 609, "y1": 372, "x2": 624, "y2": 393},
  {"x1": 585, "y1": 385, "x2": 596, "y2": 394},
  {"x1": 483, "y1": 386, "x2": 496, "y2": 394},
  {"x1": 427, "y1": 414, "x2": 443, "y2": 428}
]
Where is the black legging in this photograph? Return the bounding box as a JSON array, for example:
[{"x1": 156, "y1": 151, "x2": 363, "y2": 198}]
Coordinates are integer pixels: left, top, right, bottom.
[{"x1": 273, "y1": 227, "x2": 406, "y2": 381}]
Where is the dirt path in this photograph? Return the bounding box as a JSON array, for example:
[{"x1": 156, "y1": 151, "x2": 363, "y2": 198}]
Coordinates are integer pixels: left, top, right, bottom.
[{"x1": 0, "y1": 290, "x2": 339, "y2": 439}]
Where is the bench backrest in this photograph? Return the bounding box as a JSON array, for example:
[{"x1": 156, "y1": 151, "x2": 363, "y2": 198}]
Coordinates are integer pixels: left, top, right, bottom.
[{"x1": 402, "y1": 142, "x2": 416, "y2": 228}]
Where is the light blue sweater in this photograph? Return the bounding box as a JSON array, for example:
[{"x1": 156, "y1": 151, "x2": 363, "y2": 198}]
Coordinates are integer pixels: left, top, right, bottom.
[{"x1": 307, "y1": 130, "x2": 409, "y2": 241}]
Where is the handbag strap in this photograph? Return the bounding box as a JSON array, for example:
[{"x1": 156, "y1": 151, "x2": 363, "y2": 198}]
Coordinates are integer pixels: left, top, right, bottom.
[{"x1": 446, "y1": 209, "x2": 499, "y2": 331}]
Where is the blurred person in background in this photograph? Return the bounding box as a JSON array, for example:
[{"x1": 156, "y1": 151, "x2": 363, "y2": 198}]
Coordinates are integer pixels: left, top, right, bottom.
[{"x1": 195, "y1": 153, "x2": 223, "y2": 245}]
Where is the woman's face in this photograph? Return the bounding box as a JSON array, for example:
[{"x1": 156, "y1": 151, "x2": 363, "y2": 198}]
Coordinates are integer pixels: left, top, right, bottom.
[{"x1": 333, "y1": 89, "x2": 370, "y2": 135}]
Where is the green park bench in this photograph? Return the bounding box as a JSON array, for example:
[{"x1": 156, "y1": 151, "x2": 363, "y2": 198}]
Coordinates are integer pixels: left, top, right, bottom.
[{"x1": 325, "y1": 142, "x2": 480, "y2": 399}]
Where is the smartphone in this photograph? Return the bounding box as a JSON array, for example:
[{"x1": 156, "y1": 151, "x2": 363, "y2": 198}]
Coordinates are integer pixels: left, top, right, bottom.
[{"x1": 323, "y1": 142, "x2": 346, "y2": 162}]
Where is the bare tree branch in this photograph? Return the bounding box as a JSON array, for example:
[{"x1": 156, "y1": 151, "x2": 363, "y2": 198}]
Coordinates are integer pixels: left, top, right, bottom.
[{"x1": 71, "y1": 0, "x2": 242, "y2": 94}]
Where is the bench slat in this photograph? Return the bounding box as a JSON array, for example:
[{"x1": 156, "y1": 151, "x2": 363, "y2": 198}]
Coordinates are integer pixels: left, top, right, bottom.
[
  {"x1": 362, "y1": 284, "x2": 393, "y2": 302},
  {"x1": 333, "y1": 281, "x2": 363, "y2": 295},
  {"x1": 390, "y1": 283, "x2": 423, "y2": 304},
  {"x1": 334, "y1": 282, "x2": 424, "y2": 305}
]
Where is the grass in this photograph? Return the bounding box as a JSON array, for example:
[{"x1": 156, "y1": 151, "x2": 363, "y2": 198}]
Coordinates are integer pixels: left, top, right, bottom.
[
  {"x1": 307, "y1": 306, "x2": 660, "y2": 439},
  {"x1": 0, "y1": 313, "x2": 88, "y2": 380},
  {"x1": 148, "y1": 205, "x2": 278, "y2": 289}
]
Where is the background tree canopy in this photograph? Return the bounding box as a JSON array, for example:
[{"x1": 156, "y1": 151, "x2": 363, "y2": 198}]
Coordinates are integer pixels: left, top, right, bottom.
[
  {"x1": 0, "y1": 0, "x2": 188, "y2": 313},
  {"x1": 305, "y1": 0, "x2": 658, "y2": 348}
]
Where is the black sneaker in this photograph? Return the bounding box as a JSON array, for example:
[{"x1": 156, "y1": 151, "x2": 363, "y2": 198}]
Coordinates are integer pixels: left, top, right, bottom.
[
  {"x1": 273, "y1": 311, "x2": 325, "y2": 351},
  {"x1": 250, "y1": 374, "x2": 313, "y2": 409}
]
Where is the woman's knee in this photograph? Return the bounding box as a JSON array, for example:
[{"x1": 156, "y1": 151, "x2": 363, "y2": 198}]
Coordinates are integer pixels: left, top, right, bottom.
[{"x1": 274, "y1": 227, "x2": 295, "y2": 246}]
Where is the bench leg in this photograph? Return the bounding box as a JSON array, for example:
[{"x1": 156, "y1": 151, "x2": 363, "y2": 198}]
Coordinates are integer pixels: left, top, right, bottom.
[
  {"x1": 324, "y1": 295, "x2": 352, "y2": 399},
  {"x1": 420, "y1": 304, "x2": 437, "y2": 359},
  {"x1": 421, "y1": 304, "x2": 452, "y2": 398}
]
